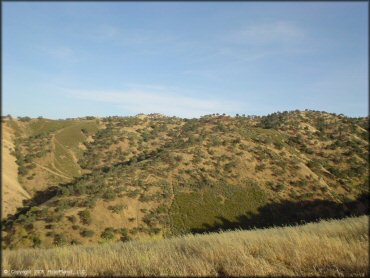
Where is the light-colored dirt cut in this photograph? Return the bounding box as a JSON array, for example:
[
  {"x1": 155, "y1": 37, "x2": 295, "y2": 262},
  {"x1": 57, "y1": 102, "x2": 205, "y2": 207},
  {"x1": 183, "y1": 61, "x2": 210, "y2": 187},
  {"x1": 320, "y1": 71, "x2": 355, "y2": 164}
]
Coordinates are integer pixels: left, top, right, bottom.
[{"x1": 2, "y1": 123, "x2": 30, "y2": 218}]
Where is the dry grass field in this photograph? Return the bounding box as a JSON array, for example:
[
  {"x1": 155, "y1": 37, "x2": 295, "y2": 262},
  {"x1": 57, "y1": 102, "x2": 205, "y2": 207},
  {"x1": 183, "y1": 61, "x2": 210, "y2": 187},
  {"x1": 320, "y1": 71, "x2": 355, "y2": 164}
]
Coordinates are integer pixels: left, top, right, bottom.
[{"x1": 2, "y1": 215, "x2": 368, "y2": 277}]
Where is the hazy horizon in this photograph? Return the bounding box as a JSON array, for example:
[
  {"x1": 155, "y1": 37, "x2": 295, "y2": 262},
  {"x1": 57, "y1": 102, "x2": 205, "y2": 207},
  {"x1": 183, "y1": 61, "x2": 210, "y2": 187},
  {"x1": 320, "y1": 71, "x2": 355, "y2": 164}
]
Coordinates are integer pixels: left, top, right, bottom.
[
  {"x1": 3, "y1": 2, "x2": 368, "y2": 118},
  {"x1": 4, "y1": 108, "x2": 368, "y2": 120}
]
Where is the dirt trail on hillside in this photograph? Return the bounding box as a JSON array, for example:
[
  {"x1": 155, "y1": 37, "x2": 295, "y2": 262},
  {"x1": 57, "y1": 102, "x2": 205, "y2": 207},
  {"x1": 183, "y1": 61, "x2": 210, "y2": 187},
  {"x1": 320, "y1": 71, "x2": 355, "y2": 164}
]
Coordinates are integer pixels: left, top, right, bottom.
[
  {"x1": 54, "y1": 137, "x2": 79, "y2": 164},
  {"x1": 2, "y1": 123, "x2": 30, "y2": 218},
  {"x1": 33, "y1": 162, "x2": 73, "y2": 180},
  {"x1": 50, "y1": 126, "x2": 82, "y2": 177}
]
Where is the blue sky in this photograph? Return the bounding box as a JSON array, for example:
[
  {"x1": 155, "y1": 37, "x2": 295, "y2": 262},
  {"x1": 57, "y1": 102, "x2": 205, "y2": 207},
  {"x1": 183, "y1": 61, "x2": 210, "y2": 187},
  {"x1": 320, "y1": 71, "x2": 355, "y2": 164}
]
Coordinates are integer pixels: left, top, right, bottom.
[{"x1": 3, "y1": 2, "x2": 368, "y2": 118}]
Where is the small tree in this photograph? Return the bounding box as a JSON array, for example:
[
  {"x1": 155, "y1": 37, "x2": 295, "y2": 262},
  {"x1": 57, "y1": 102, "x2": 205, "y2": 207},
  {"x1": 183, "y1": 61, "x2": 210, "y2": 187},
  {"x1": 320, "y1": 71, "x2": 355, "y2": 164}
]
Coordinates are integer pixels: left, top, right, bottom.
[
  {"x1": 78, "y1": 210, "x2": 92, "y2": 225},
  {"x1": 101, "y1": 227, "x2": 115, "y2": 240},
  {"x1": 108, "y1": 205, "x2": 125, "y2": 214},
  {"x1": 103, "y1": 189, "x2": 115, "y2": 200},
  {"x1": 275, "y1": 184, "x2": 285, "y2": 192},
  {"x1": 80, "y1": 229, "x2": 94, "y2": 237},
  {"x1": 68, "y1": 215, "x2": 77, "y2": 224},
  {"x1": 255, "y1": 163, "x2": 266, "y2": 172},
  {"x1": 71, "y1": 239, "x2": 81, "y2": 245},
  {"x1": 18, "y1": 116, "x2": 31, "y2": 122},
  {"x1": 32, "y1": 236, "x2": 42, "y2": 248},
  {"x1": 53, "y1": 234, "x2": 67, "y2": 246},
  {"x1": 119, "y1": 228, "x2": 131, "y2": 242}
]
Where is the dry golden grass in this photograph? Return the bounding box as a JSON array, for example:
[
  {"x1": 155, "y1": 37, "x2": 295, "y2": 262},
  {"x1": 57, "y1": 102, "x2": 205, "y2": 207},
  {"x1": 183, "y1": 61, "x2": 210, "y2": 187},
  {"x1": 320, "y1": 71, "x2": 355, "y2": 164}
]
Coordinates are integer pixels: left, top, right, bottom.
[{"x1": 2, "y1": 216, "x2": 368, "y2": 277}]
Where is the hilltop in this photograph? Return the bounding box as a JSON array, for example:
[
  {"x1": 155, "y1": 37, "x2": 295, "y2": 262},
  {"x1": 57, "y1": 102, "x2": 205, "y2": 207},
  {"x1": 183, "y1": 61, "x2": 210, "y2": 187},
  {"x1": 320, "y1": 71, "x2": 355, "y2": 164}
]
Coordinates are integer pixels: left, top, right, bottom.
[{"x1": 1, "y1": 110, "x2": 368, "y2": 249}]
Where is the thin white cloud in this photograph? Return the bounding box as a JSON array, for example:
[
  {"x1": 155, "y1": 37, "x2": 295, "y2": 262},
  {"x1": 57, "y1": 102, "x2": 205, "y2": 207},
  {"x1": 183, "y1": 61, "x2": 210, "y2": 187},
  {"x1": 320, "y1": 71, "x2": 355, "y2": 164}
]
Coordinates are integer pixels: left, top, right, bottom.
[
  {"x1": 50, "y1": 47, "x2": 75, "y2": 58},
  {"x1": 64, "y1": 86, "x2": 241, "y2": 118},
  {"x1": 91, "y1": 24, "x2": 176, "y2": 46},
  {"x1": 182, "y1": 21, "x2": 308, "y2": 73},
  {"x1": 38, "y1": 46, "x2": 80, "y2": 62},
  {"x1": 93, "y1": 25, "x2": 120, "y2": 40},
  {"x1": 230, "y1": 21, "x2": 305, "y2": 45}
]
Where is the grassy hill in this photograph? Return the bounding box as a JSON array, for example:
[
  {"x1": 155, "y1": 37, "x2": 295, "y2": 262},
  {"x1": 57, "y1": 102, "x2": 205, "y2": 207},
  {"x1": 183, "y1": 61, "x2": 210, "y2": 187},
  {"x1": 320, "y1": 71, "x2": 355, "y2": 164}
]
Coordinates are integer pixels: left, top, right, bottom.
[
  {"x1": 1, "y1": 110, "x2": 368, "y2": 249},
  {"x1": 2, "y1": 215, "x2": 368, "y2": 276},
  {"x1": 5, "y1": 118, "x2": 101, "y2": 193}
]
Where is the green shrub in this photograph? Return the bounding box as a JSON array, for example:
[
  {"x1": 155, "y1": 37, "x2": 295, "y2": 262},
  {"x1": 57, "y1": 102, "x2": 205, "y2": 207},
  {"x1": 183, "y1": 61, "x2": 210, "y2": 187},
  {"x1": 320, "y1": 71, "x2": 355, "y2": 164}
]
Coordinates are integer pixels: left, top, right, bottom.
[
  {"x1": 103, "y1": 190, "x2": 115, "y2": 200},
  {"x1": 174, "y1": 155, "x2": 183, "y2": 162},
  {"x1": 118, "y1": 228, "x2": 128, "y2": 237},
  {"x1": 275, "y1": 184, "x2": 285, "y2": 192},
  {"x1": 80, "y1": 229, "x2": 95, "y2": 237},
  {"x1": 71, "y1": 239, "x2": 81, "y2": 245},
  {"x1": 32, "y1": 236, "x2": 42, "y2": 248},
  {"x1": 169, "y1": 181, "x2": 266, "y2": 235},
  {"x1": 156, "y1": 204, "x2": 167, "y2": 214},
  {"x1": 127, "y1": 190, "x2": 139, "y2": 198},
  {"x1": 273, "y1": 141, "x2": 283, "y2": 150},
  {"x1": 46, "y1": 231, "x2": 55, "y2": 237},
  {"x1": 61, "y1": 187, "x2": 71, "y2": 196},
  {"x1": 108, "y1": 205, "x2": 126, "y2": 214},
  {"x1": 46, "y1": 212, "x2": 64, "y2": 223},
  {"x1": 139, "y1": 194, "x2": 151, "y2": 202},
  {"x1": 84, "y1": 198, "x2": 97, "y2": 208},
  {"x1": 321, "y1": 186, "x2": 329, "y2": 193},
  {"x1": 150, "y1": 227, "x2": 161, "y2": 234},
  {"x1": 78, "y1": 210, "x2": 92, "y2": 225},
  {"x1": 18, "y1": 116, "x2": 31, "y2": 122},
  {"x1": 68, "y1": 215, "x2": 77, "y2": 224},
  {"x1": 255, "y1": 163, "x2": 266, "y2": 172},
  {"x1": 101, "y1": 227, "x2": 115, "y2": 240},
  {"x1": 53, "y1": 234, "x2": 67, "y2": 246}
]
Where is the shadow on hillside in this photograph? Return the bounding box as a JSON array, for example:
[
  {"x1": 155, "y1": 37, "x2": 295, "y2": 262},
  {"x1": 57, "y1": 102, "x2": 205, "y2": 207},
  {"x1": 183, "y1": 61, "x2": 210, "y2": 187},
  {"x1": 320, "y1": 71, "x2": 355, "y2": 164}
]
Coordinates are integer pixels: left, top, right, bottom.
[
  {"x1": 2, "y1": 148, "x2": 162, "y2": 223},
  {"x1": 24, "y1": 186, "x2": 60, "y2": 207},
  {"x1": 4, "y1": 183, "x2": 69, "y2": 223},
  {"x1": 191, "y1": 193, "x2": 369, "y2": 234}
]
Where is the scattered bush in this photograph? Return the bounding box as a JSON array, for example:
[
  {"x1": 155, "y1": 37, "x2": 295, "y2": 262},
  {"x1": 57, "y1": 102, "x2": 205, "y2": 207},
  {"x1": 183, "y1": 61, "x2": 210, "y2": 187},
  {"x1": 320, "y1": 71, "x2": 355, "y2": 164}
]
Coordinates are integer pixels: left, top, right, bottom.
[
  {"x1": 68, "y1": 215, "x2": 77, "y2": 224},
  {"x1": 71, "y1": 239, "x2": 81, "y2": 245},
  {"x1": 78, "y1": 210, "x2": 92, "y2": 225},
  {"x1": 255, "y1": 163, "x2": 266, "y2": 172},
  {"x1": 32, "y1": 236, "x2": 42, "y2": 247},
  {"x1": 80, "y1": 229, "x2": 95, "y2": 237},
  {"x1": 108, "y1": 205, "x2": 126, "y2": 214},
  {"x1": 101, "y1": 227, "x2": 115, "y2": 240},
  {"x1": 275, "y1": 184, "x2": 285, "y2": 192},
  {"x1": 53, "y1": 234, "x2": 67, "y2": 246}
]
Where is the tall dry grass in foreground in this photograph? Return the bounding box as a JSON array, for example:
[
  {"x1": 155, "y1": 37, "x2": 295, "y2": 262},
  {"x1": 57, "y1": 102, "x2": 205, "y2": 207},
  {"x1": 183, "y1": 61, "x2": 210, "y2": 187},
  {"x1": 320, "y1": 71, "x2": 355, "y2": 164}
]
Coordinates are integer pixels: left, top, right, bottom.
[{"x1": 2, "y1": 216, "x2": 368, "y2": 277}]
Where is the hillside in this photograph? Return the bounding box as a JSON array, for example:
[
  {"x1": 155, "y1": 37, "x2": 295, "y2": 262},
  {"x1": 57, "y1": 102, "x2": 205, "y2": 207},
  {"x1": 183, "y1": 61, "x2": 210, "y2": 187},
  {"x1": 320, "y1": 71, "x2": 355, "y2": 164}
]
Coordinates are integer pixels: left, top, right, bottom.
[
  {"x1": 1, "y1": 110, "x2": 368, "y2": 249},
  {"x1": 1, "y1": 117, "x2": 101, "y2": 218},
  {"x1": 2, "y1": 123, "x2": 30, "y2": 218},
  {"x1": 2, "y1": 216, "x2": 368, "y2": 276}
]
